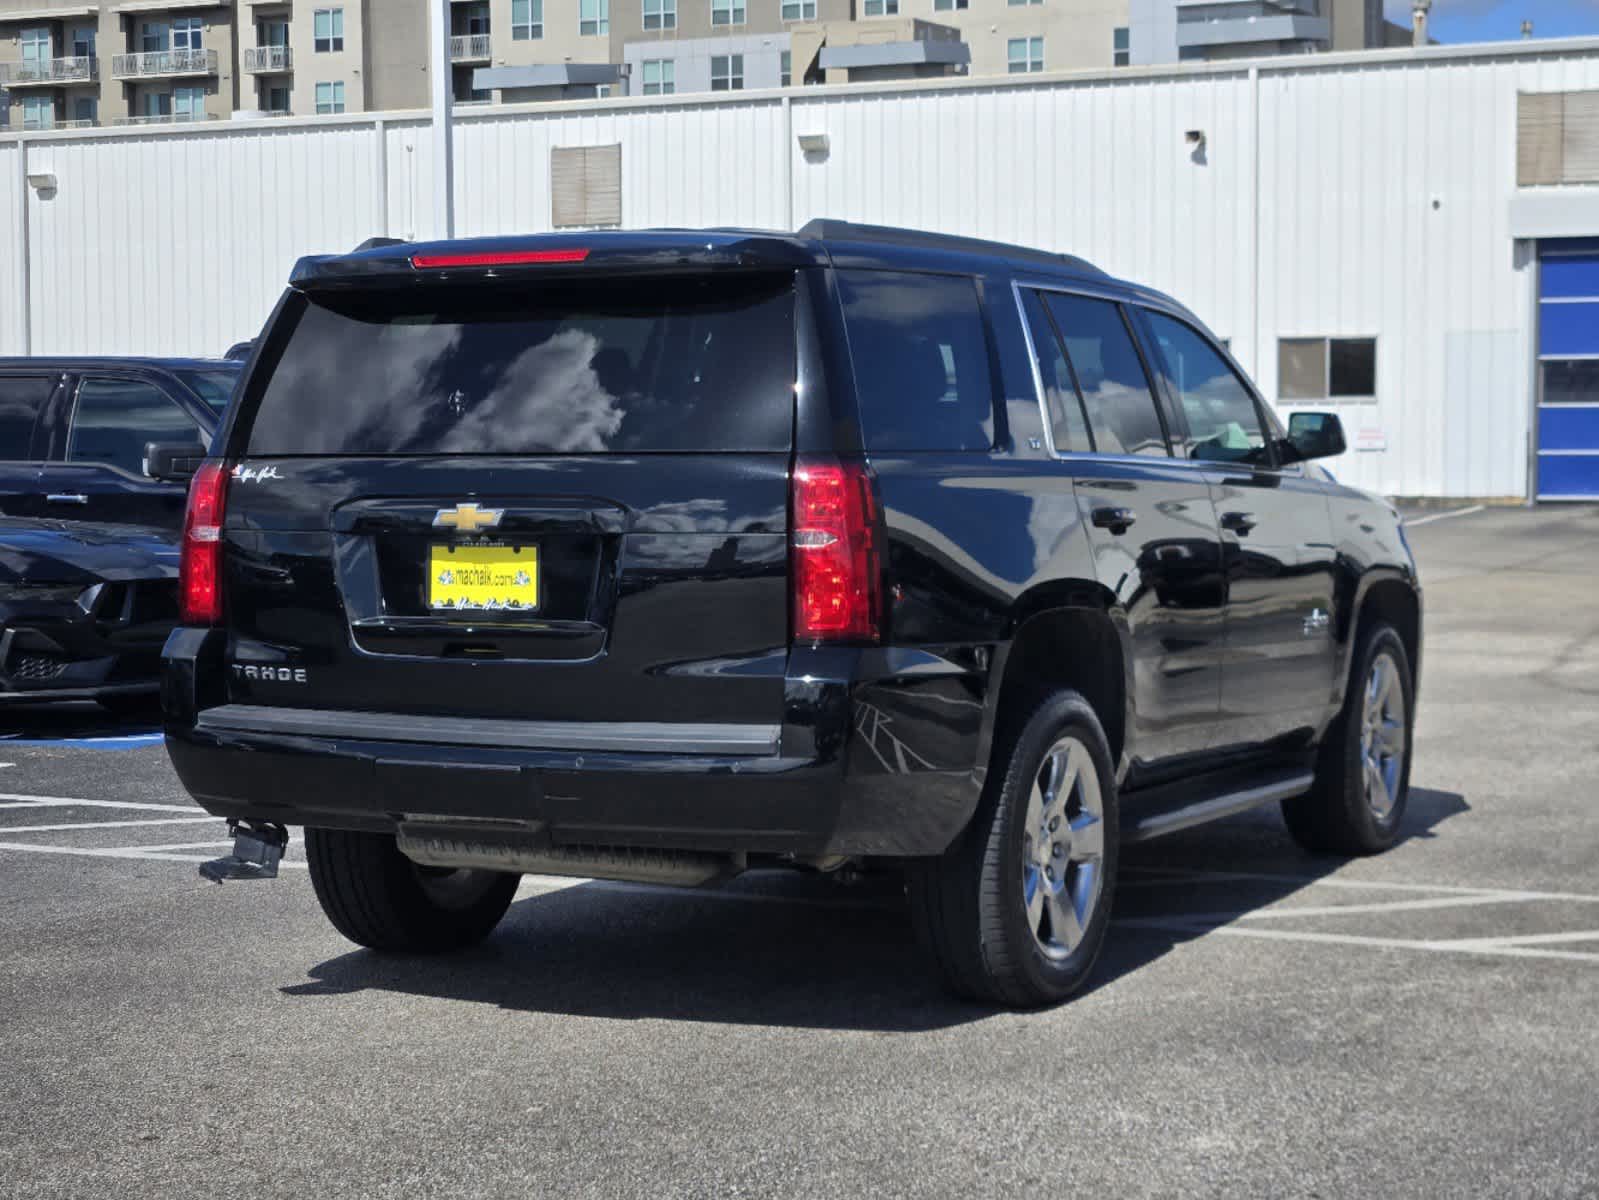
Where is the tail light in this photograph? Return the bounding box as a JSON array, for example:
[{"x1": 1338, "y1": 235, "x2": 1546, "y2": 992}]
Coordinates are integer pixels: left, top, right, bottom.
[
  {"x1": 180, "y1": 461, "x2": 228, "y2": 626},
  {"x1": 791, "y1": 458, "x2": 881, "y2": 643}
]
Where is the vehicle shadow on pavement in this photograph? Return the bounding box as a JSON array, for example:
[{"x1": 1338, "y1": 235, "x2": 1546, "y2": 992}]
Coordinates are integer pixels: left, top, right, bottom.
[
  {"x1": 283, "y1": 786, "x2": 1467, "y2": 1030},
  {"x1": 0, "y1": 700, "x2": 161, "y2": 741}
]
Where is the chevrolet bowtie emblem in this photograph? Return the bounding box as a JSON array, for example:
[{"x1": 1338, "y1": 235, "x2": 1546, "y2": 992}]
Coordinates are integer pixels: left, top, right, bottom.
[{"x1": 433, "y1": 503, "x2": 504, "y2": 533}]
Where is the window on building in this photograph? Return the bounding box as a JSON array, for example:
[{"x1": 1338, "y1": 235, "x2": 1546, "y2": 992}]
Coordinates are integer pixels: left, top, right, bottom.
[
  {"x1": 710, "y1": 54, "x2": 743, "y2": 91},
  {"x1": 1113, "y1": 26, "x2": 1130, "y2": 66},
  {"x1": 141, "y1": 22, "x2": 170, "y2": 53},
  {"x1": 315, "y1": 81, "x2": 346, "y2": 114},
  {"x1": 580, "y1": 0, "x2": 609, "y2": 34},
  {"x1": 71, "y1": 25, "x2": 95, "y2": 57},
  {"x1": 863, "y1": 0, "x2": 899, "y2": 14},
  {"x1": 1278, "y1": 337, "x2": 1377, "y2": 401},
  {"x1": 780, "y1": 50, "x2": 791, "y2": 86},
  {"x1": 1143, "y1": 311, "x2": 1268, "y2": 465},
  {"x1": 1043, "y1": 293, "x2": 1168, "y2": 457},
  {"x1": 260, "y1": 19, "x2": 289, "y2": 47},
  {"x1": 1008, "y1": 0, "x2": 1043, "y2": 6},
  {"x1": 641, "y1": 58, "x2": 674, "y2": 96},
  {"x1": 0, "y1": 376, "x2": 52, "y2": 461},
  {"x1": 173, "y1": 16, "x2": 203, "y2": 51},
  {"x1": 837, "y1": 271, "x2": 996, "y2": 452},
  {"x1": 142, "y1": 92, "x2": 172, "y2": 118},
  {"x1": 73, "y1": 96, "x2": 97, "y2": 125},
  {"x1": 22, "y1": 95, "x2": 53, "y2": 130},
  {"x1": 314, "y1": 9, "x2": 345, "y2": 52},
  {"x1": 68, "y1": 380, "x2": 203, "y2": 478},
  {"x1": 643, "y1": 0, "x2": 677, "y2": 30},
  {"x1": 550, "y1": 143, "x2": 622, "y2": 228},
  {"x1": 512, "y1": 0, "x2": 543, "y2": 39},
  {"x1": 1008, "y1": 36, "x2": 1044, "y2": 73},
  {"x1": 781, "y1": 0, "x2": 817, "y2": 18},
  {"x1": 20, "y1": 27, "x2": 51, "y2": 63},
  {"x1": 933, "y1": 0, "x2": 969, "y2": 9},
  {"x1": 266, "y1": 86, "x2": 290, "y2": 114},
  {"x1": 174, "y1": 86, "x2": 206, "y2": 120},
  {"x1": 1020, "y1": 289, "x2": 1093, "y2": 454},
  {"x1": 711, "y1": 0, "x2": 745, "y2": 25}
]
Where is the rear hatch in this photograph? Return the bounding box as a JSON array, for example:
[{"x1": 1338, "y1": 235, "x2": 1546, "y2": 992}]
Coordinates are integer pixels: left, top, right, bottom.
[{"x1": 217, "y1": 267, "x2": 799, "y2": 732}]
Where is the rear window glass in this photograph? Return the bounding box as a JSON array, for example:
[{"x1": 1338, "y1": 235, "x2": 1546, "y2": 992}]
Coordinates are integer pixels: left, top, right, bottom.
[
  {"x1": 175, "y1": 368, "x2": 240, "y2": 415},
  {"x1": 837, "y1": 270, "x2": 996, "y2": 452},
  {"x1": 241, "y1": 274, "x2": 797, "y2": 455}
]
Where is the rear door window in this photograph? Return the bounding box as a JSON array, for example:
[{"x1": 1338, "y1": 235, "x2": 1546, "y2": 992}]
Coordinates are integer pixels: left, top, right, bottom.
[
  {"x1": 242, "y1": 273, "x2": 797, "y2": 455},
  {"x1": 0, "y1": 376, "x2": 53, "y2": 460},
  {"x1": 836, "y1": 270, "x2": 996, "y2": 452},
  {"x1": 1142, "y1": 310, "x2": 1270, "y2": 466},
  {"x1": 1042, "y1": 293, "x2": 1169, "y2": 458},
  {"x1": 1018, "y1": 289, "x2": 1092, "y2": 454},
  {"x1": 68, "y1": 379, "x2": 205, "y2": 476}
]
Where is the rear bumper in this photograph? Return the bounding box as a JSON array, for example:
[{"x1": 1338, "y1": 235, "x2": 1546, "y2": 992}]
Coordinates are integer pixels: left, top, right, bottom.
[{"x1": 162, "y1": 630, "x2": 992, "y2": 858}]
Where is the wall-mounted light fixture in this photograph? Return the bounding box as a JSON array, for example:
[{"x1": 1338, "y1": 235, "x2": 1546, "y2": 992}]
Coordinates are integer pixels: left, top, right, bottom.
[
  {"x1": 26, "y1": 172, "x2": 58, "y2": 194},
  {"x1": 797, "y1": 132, "x2": 830, "y2": 160},
  {"x1": 1184, "y1": 130, "x2": 1205, "y2": 150}
]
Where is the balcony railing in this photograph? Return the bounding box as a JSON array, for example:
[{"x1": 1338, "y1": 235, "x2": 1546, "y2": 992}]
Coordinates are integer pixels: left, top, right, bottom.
[
  {"x1": 243, "y1": 45, "x2": 293, "y2": 73},
  {"x1": 0, "y1": 56, "x2": 98, "y2": 87},
  {"x1": 450, "y1": 34, "x2": 492, "y2": 61},
  {"x1": 110, "y1": 48, "x2": 218, "y2": 80},
  {"x1": 114, "y1": 111, "x2": 221, "y2": 127},
  {"x1": 58, "y1": 118, "x2": 98, "y2": 129}
]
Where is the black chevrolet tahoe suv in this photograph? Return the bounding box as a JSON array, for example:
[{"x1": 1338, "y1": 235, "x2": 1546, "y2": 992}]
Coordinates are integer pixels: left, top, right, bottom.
[
  {"x1": 0, "y1": 357, "x2": 238, "y2": 709},
  {"x1": 163, "y1": 222, "x2": 1421, "y2": 1006}
]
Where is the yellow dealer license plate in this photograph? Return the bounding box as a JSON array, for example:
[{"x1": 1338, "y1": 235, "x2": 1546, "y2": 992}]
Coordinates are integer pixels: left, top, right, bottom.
[{"x1": 428, "y1": 543, "x2": 539, "y2": 612}]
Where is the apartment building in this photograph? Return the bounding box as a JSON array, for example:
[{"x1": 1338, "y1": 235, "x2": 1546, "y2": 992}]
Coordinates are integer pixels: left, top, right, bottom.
[
  {"x1": 1127, "y1": 0, "x2": 1410, "y2": 65},
  {"x1": 0, "y1": 0, "x2": 426, "y2": 129}
]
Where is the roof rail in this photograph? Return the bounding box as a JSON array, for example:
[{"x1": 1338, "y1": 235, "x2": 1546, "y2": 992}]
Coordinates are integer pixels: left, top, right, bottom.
[{"x1": 797, "y1": 219, "x2": 1103, "y2": 277}]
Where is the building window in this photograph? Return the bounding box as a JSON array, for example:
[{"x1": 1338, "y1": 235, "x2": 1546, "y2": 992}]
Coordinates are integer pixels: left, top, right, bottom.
[
  {"x1": 174, "y1": 86, "x2": 205, "y2": 119},
  {"x1": 511, "y1": 0, "x2": 543, "y2": 39},
  {"x1": 1278, "y1": 338, "x2": 1377, "y2": 402},
  {"x1": 142, "y1": 92, "x2": 172, "y2": 118},
  {"x1": 20, "y1": 27, "x2": 50, "y2": 63},
  {"x1": 933, "y1": 0, "x2": 969, "y2": 9},
  {"x1": 863, "y1": 0, "x2": 899, "y2": 13},
  {"x1": 173, "y1": 16, "x2": 204, "y2": 51},
  {"x1": 641, "y1": 58, "x2": 674, "y2": 95},
  {"x1": 315, "y1": 80, "x2": 346, "y2": 114},
  {"x1": 1008, "y1": 36, "x2": 1043, "y2": 73},
  {"x1": 266, "y1": 86, "x2": 290, "y2": 114},
  {"x1": 141, "y1": 22, "x2": 170, "y2": 53},
  {"x1": 643, "y1": 0, "x2": 676, "y2": 30},
  {"x1": 781, "y1": 0, "x2": 817, "y2": 18},
  {"x1": 710, "y1": 0, "x2": 745, "y2": 25},
  {"x1": 71, "y1": 25, "x2": 96, "y2": 57},
  {"x1": 22, "y1": 95, "x2": 53, "y2": 130},
  {"x1": 710, "y1": 54, "x2": 743, "y2": 91},
  {"x1": 1113, "y1": 26, "x2": 1129, "y2": 66},
  {"x1": 780, "y1": 50, "x2": 791, "y2": 85},
  {"x1": 314, "y1": 9, "x2": 345, "y2": 53},
  {"x1": 73, "y1": 96, "x2": 97, "y2": 124},
  {"x1": 580, "y1": 0, "x2": 609, "y2": 35},
  {"x1": 1007, "y1": 0, "x2": 1042, "y2": 5}
]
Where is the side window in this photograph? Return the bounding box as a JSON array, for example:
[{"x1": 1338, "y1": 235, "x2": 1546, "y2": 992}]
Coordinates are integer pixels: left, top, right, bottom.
[
  {"x1": 0, "y1": 376, "x2": 53, "y2": 461},
  {"x1": 836, "y1": 270, "x2": 995, "y2": 452},
  {"x1": 1143, "y1": 311, "x2": 1269, "y2": 466},
  {"x1": 1042, "y1": 293, "x2": 1168, "y2": 457},
  {"x1": 1018, "y1": 289, "x2": 1092, "y2": 454},
  {"x1": 68, "y1": 379, "x2": 202, "y2": 477}
]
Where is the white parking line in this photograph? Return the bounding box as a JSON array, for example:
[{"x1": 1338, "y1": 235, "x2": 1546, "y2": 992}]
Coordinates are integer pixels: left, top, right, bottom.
[
  {"x1": 0, "y1": 816, "x2": 218, "y2": 834},
  {"x1": 1121, "y1": 866, "x2": 1599, "y2": 905},
  {"x1": 1406, "y1": 504, "x2": 1486, "y2": 527},
  {"x1": 1157, "y1": 892, "x2": 1549, "y2": 924},
  {"x1": 1432, "y1": 930, "x2": 1599, "y2": 949},
  {"x1": 0, "y1": 794, "x2": 201, "y2": 814},
  {"x1": 1115, "y1": 920, "x2": 1599, "y2": 964}
]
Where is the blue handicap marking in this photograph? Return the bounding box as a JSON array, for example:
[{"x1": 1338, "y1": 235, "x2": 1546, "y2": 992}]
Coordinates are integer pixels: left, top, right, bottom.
[{"x1": 0, "y1": 732, "x2": 164, "y2": 751}]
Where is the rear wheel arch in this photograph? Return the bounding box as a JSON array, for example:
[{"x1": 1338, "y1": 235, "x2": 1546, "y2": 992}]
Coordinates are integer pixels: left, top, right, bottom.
[{"x1": 983, "y1": 596, "x2": 1130, "y2": 780}]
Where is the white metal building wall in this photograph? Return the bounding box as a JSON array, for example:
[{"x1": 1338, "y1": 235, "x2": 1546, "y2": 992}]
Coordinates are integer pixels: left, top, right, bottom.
[{"x1": 4, "y1": 40, "x2": 1599, "y2": 497}]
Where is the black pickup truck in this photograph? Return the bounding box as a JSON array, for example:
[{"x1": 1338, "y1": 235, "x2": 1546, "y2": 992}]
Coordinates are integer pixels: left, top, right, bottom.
[
  {"x1": 0, "y1": 358, "x2": 238, "y2": 710},
  {"x1": 163, "y1": 224, "x2": 1420, "y2": 1006}
]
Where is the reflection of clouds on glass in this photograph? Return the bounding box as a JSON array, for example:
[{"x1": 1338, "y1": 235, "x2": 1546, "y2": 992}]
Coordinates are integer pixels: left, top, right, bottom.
[
  {"x1": 438, "y1": 329, "x2": 624, "y2": 454},
  {"x1": 841, "y1": 278, "x2": 963, "y2": 326},
  {"x1": 1082, "y1": 380, "x2": 1166, "y2": 456}
]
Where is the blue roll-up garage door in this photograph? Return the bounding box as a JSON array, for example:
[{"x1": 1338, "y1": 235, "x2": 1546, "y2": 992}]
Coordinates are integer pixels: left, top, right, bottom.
[{"x1": 1537, "y1": 241, "x2": 1599, "y2": 500}]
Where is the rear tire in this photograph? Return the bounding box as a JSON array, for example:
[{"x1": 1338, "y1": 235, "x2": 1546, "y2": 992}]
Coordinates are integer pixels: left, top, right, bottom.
[
  {"x1": 908, "y1": 690, "x2": 1119, "y2": 1007},
  {"x1": 305, "y1": 828, "x2": 520, "y2": 953},
  {"x1": 1282, "y1": 622, "x2": 1414, "y2": 856}
]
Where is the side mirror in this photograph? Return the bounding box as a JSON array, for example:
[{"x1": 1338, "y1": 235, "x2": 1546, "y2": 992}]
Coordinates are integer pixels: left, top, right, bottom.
[
  {"x1": 1284, "y1": 412, "x2": 1347, "y2": 463},
  {"x1": 144, "y1": 441, "x2": 208, "y2": 483}
]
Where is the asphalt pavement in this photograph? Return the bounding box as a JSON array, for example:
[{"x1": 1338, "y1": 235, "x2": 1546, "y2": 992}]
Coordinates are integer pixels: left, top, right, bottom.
[{"x1": 1, "y1": 503, "x2": 1596, "y2": 1198}]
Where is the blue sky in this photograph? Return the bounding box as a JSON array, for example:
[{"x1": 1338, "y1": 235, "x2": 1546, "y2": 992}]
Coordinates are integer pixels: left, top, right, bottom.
[{"x1": 1383, "y1": 0, "x2": 1599, "y2": 42}]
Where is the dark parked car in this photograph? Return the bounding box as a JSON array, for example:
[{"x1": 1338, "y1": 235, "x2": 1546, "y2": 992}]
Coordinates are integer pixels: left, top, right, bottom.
[
  {"x1": 0, "y1": 357, "x2": 239, "y2": 710},
  {"x1": 164, "y1": 224, "x2": 1420, "y2": 1005}
]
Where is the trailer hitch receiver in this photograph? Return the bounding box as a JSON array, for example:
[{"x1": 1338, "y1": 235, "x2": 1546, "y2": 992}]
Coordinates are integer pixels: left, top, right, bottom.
[{"x1": 198, "y1": 820, "x2": 289, "y2": 883}]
